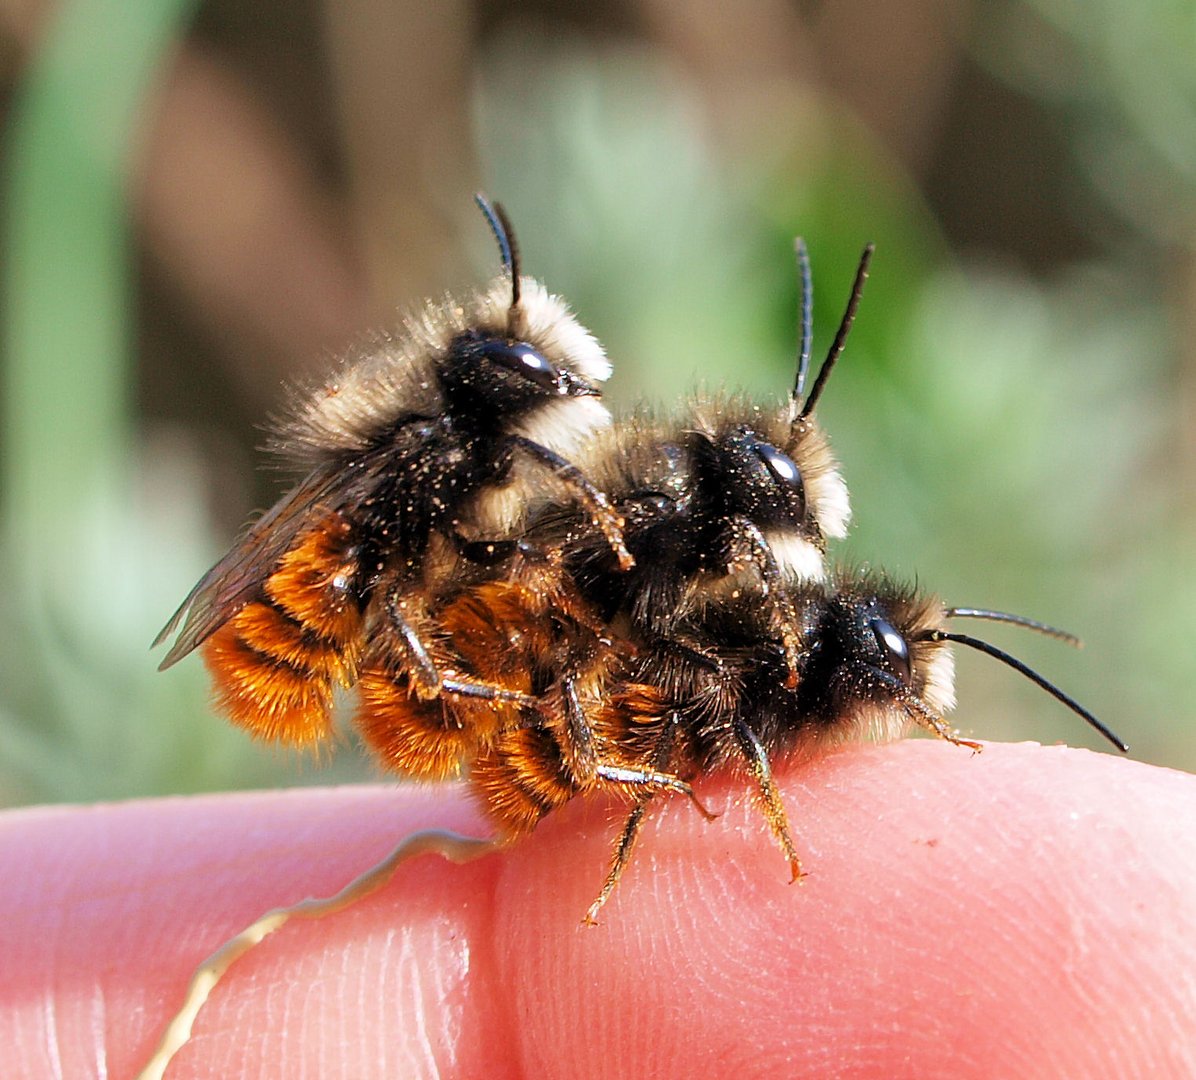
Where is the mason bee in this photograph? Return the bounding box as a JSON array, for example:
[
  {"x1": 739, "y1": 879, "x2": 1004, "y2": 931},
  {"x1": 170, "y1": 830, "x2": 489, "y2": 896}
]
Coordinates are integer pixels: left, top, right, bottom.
[
  {"x1": 155, "y1": 211, "x2": 1125, "y2": 927},
  {"x1": 351, "y1": 241, "x2": 875, "y2": 854},
  {"x1": 530, "y1": 241, "x2": 872, "y2": 686},
  {"x1": 578, "y1": 567, "x2": 1129, "y2": 922},
  {"x1": 347, "y1": 239, "x2": 878, "y2": 890},
  {"x1": 340, "y1": 540, "x2": 1124, "y2": 925},
  {"x1": 138, "y1": 212, "x2": 1134, "y2": 1080},
  {"x1": 155, "y1": 196, "x2": 633, "y2": 747}
]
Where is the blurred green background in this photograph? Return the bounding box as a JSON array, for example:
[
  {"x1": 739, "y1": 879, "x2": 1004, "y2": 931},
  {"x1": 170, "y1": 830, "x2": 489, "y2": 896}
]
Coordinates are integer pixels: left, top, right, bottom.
[{"x1": 2, "y1": 0, "x2": 1193, "y2": 807}]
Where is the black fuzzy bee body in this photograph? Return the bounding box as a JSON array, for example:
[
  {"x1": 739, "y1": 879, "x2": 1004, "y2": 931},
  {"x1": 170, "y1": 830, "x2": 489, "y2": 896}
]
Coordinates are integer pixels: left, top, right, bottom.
[
  {"x1": 529, "y1": 245, "x2": 874, "y2": 680},
  {"x1": 155, "y1": 199, "x2": 628, "y2": 747},
  {"x1": 153, "y1": 213, "x2": 1126, "y2": 930}
]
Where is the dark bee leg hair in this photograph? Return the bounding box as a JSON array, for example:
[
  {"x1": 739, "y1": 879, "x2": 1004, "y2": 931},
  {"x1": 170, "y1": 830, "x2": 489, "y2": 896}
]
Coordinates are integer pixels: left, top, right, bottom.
[
  {"x1": 652, "y1": 635, "x2": 726, "y2": 673},
  {"x1": 727, "y1": 516, "x2": 803, "y2": 686},
  {"x1": 730, "y1": 716, "x2": 803, "y2": 883},
  {"x1": 791, "y1": 237, "x2": 814, "y2": 401},
  {"x1": 473, "y1": 192, "x2": 521, "y2": 312},
  {"x1": 508, "y1": 435, "x2": 634, "y2": 571},
  {"x1": 585, "y1": 712, "x2": 693, "y2": 926},
  {"x1": 560, "y1": 678, "x2": 712, "y2": 812},
  {"x1": 927, "y1": 631, "x2": 1128, "y2": 752},
  {"x1": 796, "y1": 243, "x2": 875, "y2": 420},
  {"x1": 384, "y1": 591, "x2": 538, "y2": 709}
]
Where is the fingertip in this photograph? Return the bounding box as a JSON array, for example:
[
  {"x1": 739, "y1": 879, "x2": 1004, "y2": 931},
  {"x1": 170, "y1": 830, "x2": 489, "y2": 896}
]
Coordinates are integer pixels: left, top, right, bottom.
[
  {"x1": 7, "y1": 743, "x2": 1195, "y2": 1078},
  {"x1": 497, "y1": 740, "x2": 1196, "y2": 1078}
]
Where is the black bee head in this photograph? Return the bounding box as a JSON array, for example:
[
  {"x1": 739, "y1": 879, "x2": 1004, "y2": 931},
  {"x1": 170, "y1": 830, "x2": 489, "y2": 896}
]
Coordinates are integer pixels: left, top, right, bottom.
[
  {"x1": 682, "y1": 429, "x2": 822, "y2": 588},
  {"x1": 803, "y1": 596, "x2": 901, "y2": 703},
  {"x1": 443, "y1": 329, "x2": 591, "y2": 416},
  {"x1": 688, "y1": 427, "x2": 808, "y2": 532},
  {"x1": 795, "y1": 581, "x2": 956, "y2": 730},
  {"x1": 437, "y1": 198, "x2": 612, "y2": 441}
]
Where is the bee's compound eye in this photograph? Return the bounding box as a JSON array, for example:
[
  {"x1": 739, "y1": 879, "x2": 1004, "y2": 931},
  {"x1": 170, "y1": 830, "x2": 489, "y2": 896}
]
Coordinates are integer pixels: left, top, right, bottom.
[
  {"x1": 628, "y1": 491, "x2": 677, "y2": 520},
  {"x1": 756, "y1": 443, "x2": 804, "y2": 497},
  {"x1": 481, "y1": 340, "x2": 560, "y2": 392},
  {"x1": 870, "y1": 616, "x2": 912, "y2": 684}
]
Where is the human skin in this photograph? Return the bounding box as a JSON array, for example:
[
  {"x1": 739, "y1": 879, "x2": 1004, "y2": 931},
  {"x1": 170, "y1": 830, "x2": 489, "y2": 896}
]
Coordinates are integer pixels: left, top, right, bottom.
[{"x1": 2, "y1": 739, "x2": 1194, "y2": 1079}]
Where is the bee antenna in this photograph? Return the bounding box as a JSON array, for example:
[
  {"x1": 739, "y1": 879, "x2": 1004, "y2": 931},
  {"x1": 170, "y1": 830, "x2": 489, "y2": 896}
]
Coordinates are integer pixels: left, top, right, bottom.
[
  {"x1": 798, "y1": 243, "x2": 874, "y2": 420},
  {"x1": 945, "y1": 607, "x2": 1082, "y2": 647},
  {"x1": 792, "y1": 237, "x2": 814, "y2": 402},
  {"x1": 929, "y1": 630, "x2": 1128, "y2": 752},
  {"x1": 474, "y1": 192, "x2": 522, "y2": 315}
]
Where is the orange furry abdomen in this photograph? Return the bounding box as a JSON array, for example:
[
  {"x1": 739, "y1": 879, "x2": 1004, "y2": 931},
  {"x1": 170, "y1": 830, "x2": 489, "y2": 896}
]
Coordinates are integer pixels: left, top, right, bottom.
[
  {"x1": 203, "y1": 515, "x2": 361, "y2": 745},
  {"x1": 353, "y1": 581, "x2": 543, "y2": 782}
]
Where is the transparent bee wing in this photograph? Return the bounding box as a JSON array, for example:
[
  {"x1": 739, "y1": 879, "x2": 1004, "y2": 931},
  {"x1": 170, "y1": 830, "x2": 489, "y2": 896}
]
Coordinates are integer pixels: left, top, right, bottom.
[{"x1": 154, "y1": 462, "x2": 349, "y2": 669}]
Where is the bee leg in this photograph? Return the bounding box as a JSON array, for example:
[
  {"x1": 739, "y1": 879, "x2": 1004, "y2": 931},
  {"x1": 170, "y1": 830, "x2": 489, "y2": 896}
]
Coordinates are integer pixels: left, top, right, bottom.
[
  {"x1": 583, "y1": 713, "x2": 709, "y2": 925},
  {"x1": 384, "y1": 591, "x2": 538, "y2": 710},
  {"x1": 910, "y1": 705, "x2": 984, "y2": 753},
  {"x1": 653, "y1": 635, "x2": 725, "y2": 672},
  {"x1": 558, "y1": 674, "x2": 600, "y2": 777},
  {"x1": 438, "y1": 676, "x2": 539, "y2": 709},
  {"x1": 584, "y1": 799, "x2": 651, "y2": 926},
  {"x1": 726, "y1": 516, "x2": 804, "y2": 688},
  {"x1": 730, "y1": 716, "x2": 804, "y2": 883},
  {"x1": 592, "y1": 764, "x2": 715, "y2": 816},
  {"x1": 508, "y1": 434, "x2": 634, "y2": 571},
  {"x1": 561, "y1": 679, "x2": 713, "y2": 818}
]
